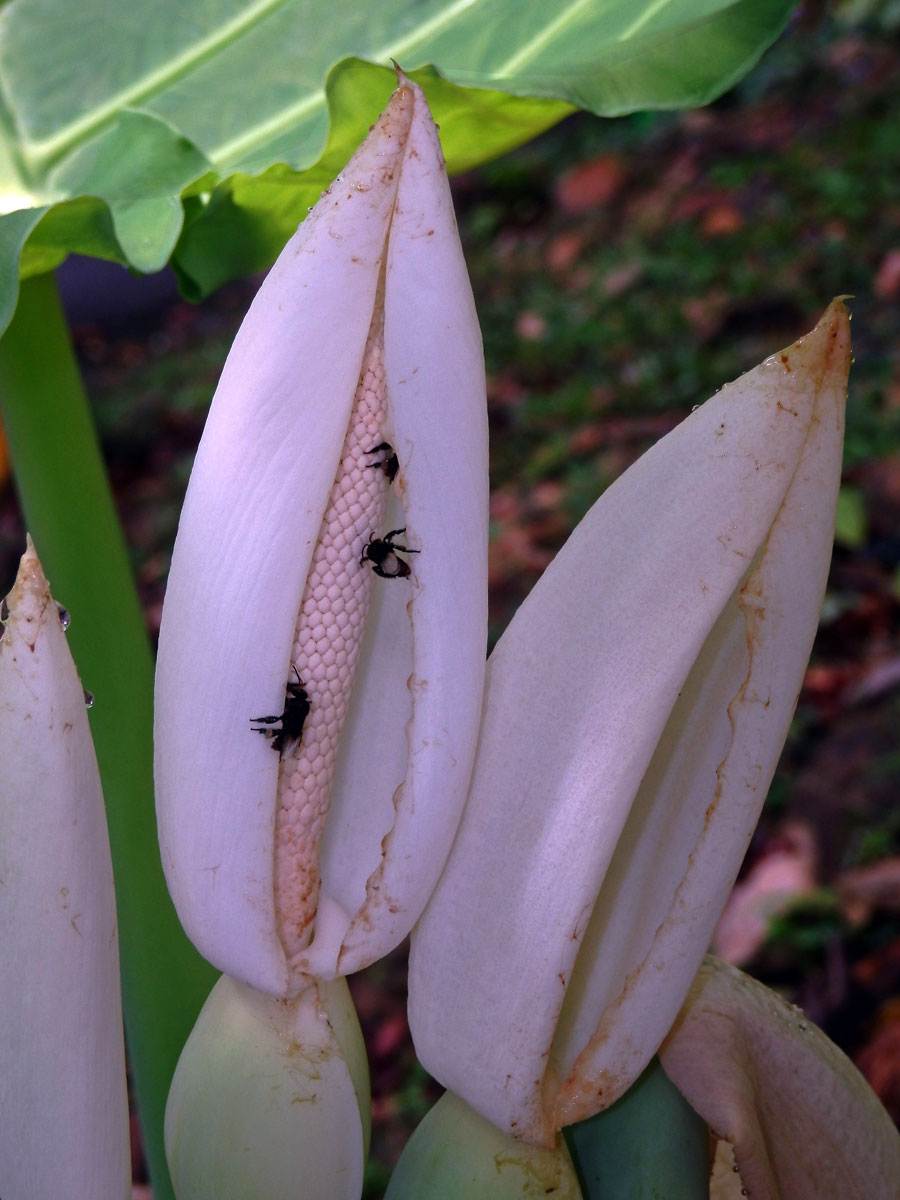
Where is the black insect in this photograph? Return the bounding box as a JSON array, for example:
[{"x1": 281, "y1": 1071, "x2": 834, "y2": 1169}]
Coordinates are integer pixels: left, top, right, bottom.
[
  {"x1": 366, "y1": 441, "x2": 399, "y2": 483},
  {"x1": 360, "y1": 527, "x2": 419, "y2": 579},
  {"x1": 250, "y1": 666, "x2": 311, "y2": 757}
]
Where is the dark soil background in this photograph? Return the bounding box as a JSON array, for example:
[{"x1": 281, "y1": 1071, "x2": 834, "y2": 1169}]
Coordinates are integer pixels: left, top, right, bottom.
[{"x1": 3, "y1": 5, "x2": 900, "y2": 1194}]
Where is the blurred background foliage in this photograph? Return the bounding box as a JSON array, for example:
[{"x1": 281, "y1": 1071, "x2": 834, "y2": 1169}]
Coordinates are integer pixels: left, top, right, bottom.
[{"x1": 1, "y1": 5, "x2": 899, "y2": 1194}]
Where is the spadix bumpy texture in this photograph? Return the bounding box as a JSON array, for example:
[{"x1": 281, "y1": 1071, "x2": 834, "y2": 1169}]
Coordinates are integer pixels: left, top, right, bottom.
[
  {"x1": 155, "y1": 76, "x2": 488, "y2": 997},
  {"x1": 276, "y1": 311, "x2": 388, "y2": 957}
]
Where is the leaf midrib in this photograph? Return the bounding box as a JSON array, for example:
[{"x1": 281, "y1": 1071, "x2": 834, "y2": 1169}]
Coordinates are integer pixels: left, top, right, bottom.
[
  {"x1": 13, "y1": 0, "x2": 293, "y2": 166},
  {"x1": 16, "y1": 0, "x2": 488, "y2": 172}
]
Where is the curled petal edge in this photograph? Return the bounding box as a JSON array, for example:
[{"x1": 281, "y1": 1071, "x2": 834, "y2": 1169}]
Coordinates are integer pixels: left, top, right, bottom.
[{"x1": 659, "y1": 955, "x2": 900, "y2": 1200}]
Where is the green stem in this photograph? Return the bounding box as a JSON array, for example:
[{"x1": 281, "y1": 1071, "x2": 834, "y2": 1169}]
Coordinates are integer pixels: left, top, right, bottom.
[
  {"x1": 0, "y1": 272, "x2": 216, "y2": 1199},
  {"x1": 563, "y1": 1056, "x2": 709, "y2": 1199}
]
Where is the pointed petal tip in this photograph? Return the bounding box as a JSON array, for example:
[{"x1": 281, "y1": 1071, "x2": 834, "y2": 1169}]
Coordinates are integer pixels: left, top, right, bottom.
[
  {"x1": 386, "y1": 63, "x2": 436, "y2": 132},
  {"x1": 6, "y1": 536, "x2": 51, "y2": 634},
  {"x1": 14, "y1": 532, "x2": 43, "y2": 582},
  {"x1": 787, "y1": 298, "x2": 851, "y2": 383},
  {"x1": 389, "y1": 59, "x2": 419, "y2": 100},
  {"x1": 816, "y1": 294, "x2": 851, "y2": 349}
]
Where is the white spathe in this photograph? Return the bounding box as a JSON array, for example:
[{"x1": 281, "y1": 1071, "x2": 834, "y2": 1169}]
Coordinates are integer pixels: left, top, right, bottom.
[
  {"x1": 0, "y1": 539, "x2": 130, "y2": 1200},
  {"x1": 408, "y1": 302, "x2": 850, "y2": 1145},
  {"x1": 154, "y1": 76, "x2": 488, "y2": 996}
]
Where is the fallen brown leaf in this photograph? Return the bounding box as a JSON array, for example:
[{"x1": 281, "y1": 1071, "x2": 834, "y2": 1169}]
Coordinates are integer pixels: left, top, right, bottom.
[
  {"x1": 713, "y1": 820, "x2": 818, "y2": 965},
  {"x1": 838, "y1": 857, "x2": 900, "y2": 925},
  {"x1": 554, "y1": 154, "x2": 626, "y2": 213}
]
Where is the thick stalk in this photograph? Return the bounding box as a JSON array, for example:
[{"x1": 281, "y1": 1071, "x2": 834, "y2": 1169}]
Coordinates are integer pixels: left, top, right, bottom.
[
  {"x1": 0, "y1": 272, "x2": 216, "y2": 1199},
  {"x1": 563, "y1": 1056, "x2": 709, "y2": 1199}
]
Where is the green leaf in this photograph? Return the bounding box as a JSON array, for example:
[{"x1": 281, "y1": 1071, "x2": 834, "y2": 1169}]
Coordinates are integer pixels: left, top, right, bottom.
[
  {"x1": 0, "y1": 0, "x2": 793, "y2": 320},
  {"x1": 834, "y1": 484, "x2": 867, "y2": 548},
  {"x1": 47, "y1": 110, "x2": 213, "y2": 271},
  {"x1": 0, "y1": 207, "x2": 45, "y2": 332},
  {"x1": 20, "y1": 197, "x2": 126, "y2": 278},
  {"x1": 173, "y1": 60, "x2": 573, "y2": 298}
]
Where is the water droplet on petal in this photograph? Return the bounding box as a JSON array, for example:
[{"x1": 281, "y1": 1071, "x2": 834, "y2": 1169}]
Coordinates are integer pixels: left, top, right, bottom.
[
  {"x1": 0, "y1": 596, "x2": 9, "y2": 622},
  {"x1": 83, "y1": 690, "x2": 94, "y2": 709},
  {"x1": 57, "y1": 604, "x2": 71, "y2": 631}
]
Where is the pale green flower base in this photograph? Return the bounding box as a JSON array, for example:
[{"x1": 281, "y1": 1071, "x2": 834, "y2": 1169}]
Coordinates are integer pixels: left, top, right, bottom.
[
  {"x1": 165, "y1": 975, "x2": 371, "y2": 1200},
  {"x1": 386, "y1": 1091, "x2": 581, "y2": 1199}
]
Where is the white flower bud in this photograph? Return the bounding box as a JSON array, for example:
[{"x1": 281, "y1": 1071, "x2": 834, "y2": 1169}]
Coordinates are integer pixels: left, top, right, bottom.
[
  {"x1": 155, "y1": 76, "x2": 488, "y2": 997},
  {"x1": 0, "y1": 538, "x2": 130, "y2": 1200}
]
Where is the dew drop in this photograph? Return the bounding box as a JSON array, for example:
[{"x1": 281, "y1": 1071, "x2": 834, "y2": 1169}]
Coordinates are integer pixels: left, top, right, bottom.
[
  {"x1": 691, "y1": 404, "x2": 700, "y2": 412},
  {"x1": 0, "y1": 596, "x2": 9, "y2": 622},
  {"x1": 56, "y1": 604, "x2": 71, "y2": 631},
  {"x1": 83, "y1": 690, "x2": 94, "y2": 709}
]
